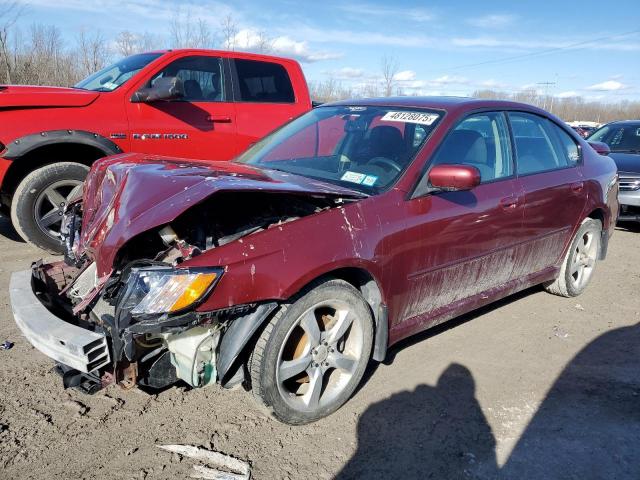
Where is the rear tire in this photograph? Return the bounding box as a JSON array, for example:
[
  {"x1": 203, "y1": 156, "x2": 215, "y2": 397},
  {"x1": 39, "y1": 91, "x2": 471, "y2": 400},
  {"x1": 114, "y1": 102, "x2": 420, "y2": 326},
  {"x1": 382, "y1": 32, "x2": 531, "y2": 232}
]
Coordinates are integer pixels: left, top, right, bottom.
[
  {"x1": 544, "y1": 218, "x2": 602, "y2": 297},
  {"x1": 10, "y1": 162, "x2": 89, "y2": 253},
  {"x1": 249, "y1": 279, "x2": 373, "y2": 425}
]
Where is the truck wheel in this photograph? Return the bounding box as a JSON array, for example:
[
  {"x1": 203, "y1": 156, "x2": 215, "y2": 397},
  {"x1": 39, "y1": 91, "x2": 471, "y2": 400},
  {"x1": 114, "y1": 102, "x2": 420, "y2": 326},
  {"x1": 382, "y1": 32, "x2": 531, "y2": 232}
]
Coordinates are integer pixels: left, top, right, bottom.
[
  {"x1": 544, "y1": 218, "x2": 602, "y2": 297},
  {"x1": 10, "y1": 162, "x2": 89, "y2": 253},
  {"x1": 249, "y1": 279, "x2": 373, "y2": 425}
]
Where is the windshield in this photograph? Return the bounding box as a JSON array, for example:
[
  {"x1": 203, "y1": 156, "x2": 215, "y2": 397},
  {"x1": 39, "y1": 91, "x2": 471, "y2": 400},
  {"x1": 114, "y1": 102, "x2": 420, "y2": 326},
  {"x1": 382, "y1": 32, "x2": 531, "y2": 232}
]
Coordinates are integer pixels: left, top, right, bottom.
[
  {"x1": 236, "y1": 106, "x2": 442, "y2": 194},
  {"x1": 75, "y1": 53, "x2": 163, "y2": 92},
  {"x1": 588, "y1": 123, "x2": 640, "y2": 153}
]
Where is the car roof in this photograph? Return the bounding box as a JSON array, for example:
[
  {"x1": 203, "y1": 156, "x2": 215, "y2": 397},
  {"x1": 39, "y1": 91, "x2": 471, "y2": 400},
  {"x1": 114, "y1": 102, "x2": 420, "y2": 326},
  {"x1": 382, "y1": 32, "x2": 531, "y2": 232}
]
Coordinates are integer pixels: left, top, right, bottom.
[
  {"x1": 141, "y1": 48, "x2": 300, "y2": 65},
  {"x1": 603, "y1": 119, "x2": 640, "y2": 125},
  {"x1": 324, "y1": 96, "x2": 548, "y2": 114}
]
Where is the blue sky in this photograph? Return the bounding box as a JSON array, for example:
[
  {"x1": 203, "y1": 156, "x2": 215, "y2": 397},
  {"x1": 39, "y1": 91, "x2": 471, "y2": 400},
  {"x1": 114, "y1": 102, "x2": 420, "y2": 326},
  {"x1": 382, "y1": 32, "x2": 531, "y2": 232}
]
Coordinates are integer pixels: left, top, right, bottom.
[{"x1": 13, "y1": 0, "x2": 640, "y2": 101}]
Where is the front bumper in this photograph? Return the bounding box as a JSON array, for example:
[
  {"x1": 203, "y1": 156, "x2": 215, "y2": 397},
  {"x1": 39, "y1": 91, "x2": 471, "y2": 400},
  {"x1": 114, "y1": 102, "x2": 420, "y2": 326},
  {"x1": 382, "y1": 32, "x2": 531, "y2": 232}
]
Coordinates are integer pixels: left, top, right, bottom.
[
  {"x1": 618, "y1": 190, "x2": 640, "y2": 222},
  {"x1": 10, "y1": 269, "x2": 111, "y2": 373},
  {"x1": 619, "y1": 189, "x2": 640, "y2": 208}
]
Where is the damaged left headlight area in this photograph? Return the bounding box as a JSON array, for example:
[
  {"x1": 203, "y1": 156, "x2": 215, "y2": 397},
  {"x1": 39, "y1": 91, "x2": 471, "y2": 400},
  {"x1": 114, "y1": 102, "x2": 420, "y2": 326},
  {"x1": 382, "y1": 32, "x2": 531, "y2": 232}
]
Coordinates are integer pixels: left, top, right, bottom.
[{"x1": 19, "y1": 257, "x2": 264, "y2": 395}]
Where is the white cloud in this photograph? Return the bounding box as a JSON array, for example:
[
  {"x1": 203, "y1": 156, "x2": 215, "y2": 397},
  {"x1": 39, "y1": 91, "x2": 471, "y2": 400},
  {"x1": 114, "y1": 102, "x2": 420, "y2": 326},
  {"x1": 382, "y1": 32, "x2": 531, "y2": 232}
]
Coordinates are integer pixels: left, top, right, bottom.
[
  {"x1": 452, "y1": 36, "x2": 640, "y2": 52},
  {"x1": 479, "y1": 79, "x2": 507, "y2": 89},
  {"x1": 394, "y1": 70, "x2": 417, "y2": 82},
  {"x1": 467, "y1": 14, "x2": 518, "y2": 28},
  {"x1": 293, "y1": 25, "x2": 435, "y2": 48},
  {"x1": 325, "y1": 67, "x2": 367, "y2": 79},
  {"x1": 431, "y1": 75, "x2": 469, "y2": 86},
  {"x1": 586, "y1": 80, "x2": 629, "y2": 91},
  {"x1": 228, "y1": 29, "x2": 341, "y2": 63},
  {"x1": 555, "y1": 91, "x2": 580, "y2": 98},
  {"x1": 337, "y1": 3, "x2": 435, "y2": 22}
]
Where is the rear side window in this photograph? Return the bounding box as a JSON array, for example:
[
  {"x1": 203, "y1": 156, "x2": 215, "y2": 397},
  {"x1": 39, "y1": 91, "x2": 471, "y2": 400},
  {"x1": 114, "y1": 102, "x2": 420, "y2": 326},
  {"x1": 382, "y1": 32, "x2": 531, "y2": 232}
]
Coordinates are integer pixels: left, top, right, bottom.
[
  {"x1": 430, "y1": 112, "x2": 513, "y2": 183},
  {"x1": 549, "y1": 123, "x2": 580, "y2": 166},
  {"x1": 509, "y1": 112, "x2": 576, "y2": 175},
  {"x1": 234, "y1": 59, "x2": 295, "y2": 103}
]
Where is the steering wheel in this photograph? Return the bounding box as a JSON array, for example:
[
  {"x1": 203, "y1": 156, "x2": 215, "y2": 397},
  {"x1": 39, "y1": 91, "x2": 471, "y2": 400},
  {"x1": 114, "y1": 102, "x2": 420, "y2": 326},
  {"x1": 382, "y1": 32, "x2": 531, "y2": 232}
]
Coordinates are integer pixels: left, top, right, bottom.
[{"x1": 368, "y1": 157, "x2": 403, "y2": 173}]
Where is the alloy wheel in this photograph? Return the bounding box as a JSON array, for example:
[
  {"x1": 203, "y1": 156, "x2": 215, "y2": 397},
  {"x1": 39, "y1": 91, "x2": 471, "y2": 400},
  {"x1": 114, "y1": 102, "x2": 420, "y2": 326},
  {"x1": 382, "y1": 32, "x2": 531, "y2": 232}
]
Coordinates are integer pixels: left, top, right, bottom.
[
  {"x1": 276, "y1": 299, "x2": 365, "y2": 412},
  {"x1": 569, "y1": 229, "x2": 598, "y2": 290},
  {"x1": 33, "y1": 180, "x2": 82, "y2": 240}
]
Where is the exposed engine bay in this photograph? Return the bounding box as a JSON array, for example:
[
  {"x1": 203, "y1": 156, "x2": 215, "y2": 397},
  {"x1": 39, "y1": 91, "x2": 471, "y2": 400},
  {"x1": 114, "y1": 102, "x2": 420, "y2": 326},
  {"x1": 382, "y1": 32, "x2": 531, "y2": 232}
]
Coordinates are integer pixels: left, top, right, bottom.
[{"x1": 33, "y1": 190, "x2": 349, "y2": 394}]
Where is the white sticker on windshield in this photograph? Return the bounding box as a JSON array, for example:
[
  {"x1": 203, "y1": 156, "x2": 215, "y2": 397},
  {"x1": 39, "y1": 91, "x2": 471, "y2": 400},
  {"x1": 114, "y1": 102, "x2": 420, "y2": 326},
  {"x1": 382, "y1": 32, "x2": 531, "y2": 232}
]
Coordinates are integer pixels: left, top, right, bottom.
[
  {"x1": 381, "y1": 111, "x2": 439, "y2": 126},
  {"x1": 341, "y1": 171, "x2": 367, "y2": 184},
  {"x1": 362, "y1": 175, "x2": 378, "y2": 187}
]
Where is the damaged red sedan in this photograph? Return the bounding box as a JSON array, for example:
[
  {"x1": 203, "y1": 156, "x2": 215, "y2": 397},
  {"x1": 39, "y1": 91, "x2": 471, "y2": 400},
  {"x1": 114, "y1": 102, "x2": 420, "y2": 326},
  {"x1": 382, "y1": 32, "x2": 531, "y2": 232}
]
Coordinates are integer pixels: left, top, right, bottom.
[{"x1": 10, "y1": 97, "x2": 618, "y2": 424}]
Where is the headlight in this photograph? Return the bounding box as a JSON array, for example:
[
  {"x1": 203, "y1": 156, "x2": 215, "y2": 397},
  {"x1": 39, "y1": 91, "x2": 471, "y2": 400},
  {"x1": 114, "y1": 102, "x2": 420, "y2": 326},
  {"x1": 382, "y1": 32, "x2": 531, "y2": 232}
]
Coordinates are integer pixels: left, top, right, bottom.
[{"x1": 120, "y1": 267, "x2": 223, "y2": 316}]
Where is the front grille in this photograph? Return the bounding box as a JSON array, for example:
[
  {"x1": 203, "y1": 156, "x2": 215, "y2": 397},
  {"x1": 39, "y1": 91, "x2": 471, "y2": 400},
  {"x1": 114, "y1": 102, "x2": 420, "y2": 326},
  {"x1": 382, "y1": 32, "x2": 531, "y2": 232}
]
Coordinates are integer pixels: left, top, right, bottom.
[{"x1": 619, "y1": 175, "x2": 640, "y2": 191}]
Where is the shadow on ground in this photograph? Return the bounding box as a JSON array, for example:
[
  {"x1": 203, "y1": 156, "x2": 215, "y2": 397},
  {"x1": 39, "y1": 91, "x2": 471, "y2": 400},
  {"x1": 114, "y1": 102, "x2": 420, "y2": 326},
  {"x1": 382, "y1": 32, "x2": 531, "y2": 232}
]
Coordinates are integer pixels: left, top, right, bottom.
[
  {"x1": 337, "y1": 323, "x2": 640, "y2": 479},
  {"x1": 0, "y1": 214, "x2": 25, "y2": 243}
]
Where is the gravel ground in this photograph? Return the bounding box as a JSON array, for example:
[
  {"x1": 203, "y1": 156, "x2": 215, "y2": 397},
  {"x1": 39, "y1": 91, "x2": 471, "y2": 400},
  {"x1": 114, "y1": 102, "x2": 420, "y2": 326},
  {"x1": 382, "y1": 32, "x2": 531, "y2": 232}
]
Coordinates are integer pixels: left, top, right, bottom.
[{"x1": 0, "y1": 214, "x2": 638, "y2": 480}]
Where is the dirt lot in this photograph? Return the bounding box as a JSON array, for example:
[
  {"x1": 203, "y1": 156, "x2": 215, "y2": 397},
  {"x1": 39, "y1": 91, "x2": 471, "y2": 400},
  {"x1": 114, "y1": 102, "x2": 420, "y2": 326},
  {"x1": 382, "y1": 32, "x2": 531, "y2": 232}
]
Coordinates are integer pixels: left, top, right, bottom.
[{"x1": 0, "y1": 214, "x2": 638, "y2": 480}]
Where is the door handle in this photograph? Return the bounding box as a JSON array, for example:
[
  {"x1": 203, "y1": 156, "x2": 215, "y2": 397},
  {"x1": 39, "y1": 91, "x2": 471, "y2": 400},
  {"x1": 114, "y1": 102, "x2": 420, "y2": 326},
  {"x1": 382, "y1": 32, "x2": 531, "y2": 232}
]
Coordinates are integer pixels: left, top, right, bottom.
[
  {"x1": 499, "y1": 196, "x2": 519, "y2": 211},
  {"x1": 570, "y1": 181, "x2": 584, "y2": 193},
  {"x1": 206, "y1": 115, "x2": 232, "y2": 123}
]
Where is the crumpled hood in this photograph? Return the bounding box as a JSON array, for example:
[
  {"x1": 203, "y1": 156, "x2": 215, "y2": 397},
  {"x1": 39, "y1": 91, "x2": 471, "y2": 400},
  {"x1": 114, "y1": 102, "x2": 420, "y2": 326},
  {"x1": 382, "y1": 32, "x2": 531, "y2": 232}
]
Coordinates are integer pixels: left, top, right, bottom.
[
  {"x1": 0, "y1": 85, "x2": 99, "y2": 108},
  {"x1": 79, "y1": 153, "x2": 366, "y2": 276},
  {"x1": 609, "y1": 152, "x2": 640, "y2": 174}
]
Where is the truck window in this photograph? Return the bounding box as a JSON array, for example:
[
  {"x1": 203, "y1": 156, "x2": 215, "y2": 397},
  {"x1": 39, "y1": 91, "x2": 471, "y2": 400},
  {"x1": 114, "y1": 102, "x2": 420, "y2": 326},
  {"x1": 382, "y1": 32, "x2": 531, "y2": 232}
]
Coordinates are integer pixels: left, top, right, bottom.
[
  {"x1": 234, "y1": 59, "x2": 295, "y2": 103},
  {"x1": 150, "y1": 56, "x2": 225, "y2": 102}
]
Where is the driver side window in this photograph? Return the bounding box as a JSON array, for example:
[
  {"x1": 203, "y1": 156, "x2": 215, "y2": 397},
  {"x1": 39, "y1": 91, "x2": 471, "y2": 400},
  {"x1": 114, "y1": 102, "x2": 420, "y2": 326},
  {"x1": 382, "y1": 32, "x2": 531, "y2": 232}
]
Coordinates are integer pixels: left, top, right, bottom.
[
  {"x1": 430, "y1": 112, "x2": 513, "y2": 183},
  {"x1": 149, "y1": 56, "x2": 225, "y2": 102}
]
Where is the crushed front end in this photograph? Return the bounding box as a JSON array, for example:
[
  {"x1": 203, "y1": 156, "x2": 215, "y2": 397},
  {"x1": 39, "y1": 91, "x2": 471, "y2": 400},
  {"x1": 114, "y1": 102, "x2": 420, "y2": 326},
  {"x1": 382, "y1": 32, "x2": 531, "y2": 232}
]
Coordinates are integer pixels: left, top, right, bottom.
[
  {"x1": 9, "y1": 157, "x2": 359, "y2": 395},
  {"x1": 12, "y1": 252, "x2": 236, "y2": 393}
]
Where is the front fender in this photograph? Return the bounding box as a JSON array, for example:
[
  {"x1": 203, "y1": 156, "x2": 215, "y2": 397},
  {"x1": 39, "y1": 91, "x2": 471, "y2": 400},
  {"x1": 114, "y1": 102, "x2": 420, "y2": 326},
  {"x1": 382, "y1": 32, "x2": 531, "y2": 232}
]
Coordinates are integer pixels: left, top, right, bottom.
[
  {"x1": 217, "y1": 302, "x2": 278, "y2": 385},
  {"x1": 2, "y1": 130, "x2": 122, "y2": 160}
]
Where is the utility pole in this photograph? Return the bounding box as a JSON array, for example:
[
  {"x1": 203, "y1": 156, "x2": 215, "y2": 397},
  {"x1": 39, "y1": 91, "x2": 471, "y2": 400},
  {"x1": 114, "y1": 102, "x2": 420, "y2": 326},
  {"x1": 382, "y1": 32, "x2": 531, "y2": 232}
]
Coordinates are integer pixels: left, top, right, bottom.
[{"x1": 537, "y1": 81, "x2": 556, "y2": 112}]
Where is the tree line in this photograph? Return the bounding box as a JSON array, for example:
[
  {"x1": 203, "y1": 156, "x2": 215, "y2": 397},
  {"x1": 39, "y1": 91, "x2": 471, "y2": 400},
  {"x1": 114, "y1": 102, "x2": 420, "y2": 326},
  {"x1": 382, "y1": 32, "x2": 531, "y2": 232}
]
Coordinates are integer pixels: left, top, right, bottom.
[
  {"x1": 0, "y1": 2, "x2": 242, "y2": 86},
  {"x1": 1, "y1": 1, "x2": 638, "y2": 123}
]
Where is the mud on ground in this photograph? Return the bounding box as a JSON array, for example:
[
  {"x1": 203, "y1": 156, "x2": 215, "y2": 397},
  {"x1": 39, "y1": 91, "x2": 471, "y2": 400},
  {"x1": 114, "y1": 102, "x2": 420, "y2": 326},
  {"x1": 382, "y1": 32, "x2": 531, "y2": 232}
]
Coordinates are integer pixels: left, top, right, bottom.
[{"x1": 0, "y1": 215, "x2": 639, "y2": 479}]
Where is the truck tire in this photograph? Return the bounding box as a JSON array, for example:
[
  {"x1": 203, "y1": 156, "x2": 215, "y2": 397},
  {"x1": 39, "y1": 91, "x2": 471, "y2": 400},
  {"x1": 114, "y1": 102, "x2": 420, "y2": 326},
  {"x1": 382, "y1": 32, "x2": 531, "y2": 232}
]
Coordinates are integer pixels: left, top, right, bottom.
[
  {"x1": 249, "y1": 279, "x2": 373, "y2": 425},
  {"x1": 10, "y1": 162, "x2": 89, "y2": 253},
  {"x1": 544, "y1": 218, "x2": 602, "y2": 297}
]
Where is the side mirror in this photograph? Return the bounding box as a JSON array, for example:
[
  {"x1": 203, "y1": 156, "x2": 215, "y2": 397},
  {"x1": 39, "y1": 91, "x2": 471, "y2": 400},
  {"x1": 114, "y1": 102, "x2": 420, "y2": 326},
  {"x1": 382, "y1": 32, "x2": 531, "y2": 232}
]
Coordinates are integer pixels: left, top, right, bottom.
[
  {"x1": 132, "y1": 76, "x2": 185, "y2": 103},
  {"x1": 428, "y1": 164, "x2": 481, "y2": 191},
  {"x1": 588, "y1": 141, "x2": 611, "y2": 156}
]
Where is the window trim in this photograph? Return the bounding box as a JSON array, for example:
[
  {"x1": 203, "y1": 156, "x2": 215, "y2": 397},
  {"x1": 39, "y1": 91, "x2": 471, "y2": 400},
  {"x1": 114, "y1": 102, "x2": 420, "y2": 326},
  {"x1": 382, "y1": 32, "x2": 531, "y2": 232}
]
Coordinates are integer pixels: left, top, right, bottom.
[
  {"x1": 506, "y1": 110, "x2": 583, "y2": 178},
  {"x1": 229, "y1": 58, "x2": 296, "y2": 104},
  {"x1": 410, "y1": 110, "x2": 516, "y2": 199}
]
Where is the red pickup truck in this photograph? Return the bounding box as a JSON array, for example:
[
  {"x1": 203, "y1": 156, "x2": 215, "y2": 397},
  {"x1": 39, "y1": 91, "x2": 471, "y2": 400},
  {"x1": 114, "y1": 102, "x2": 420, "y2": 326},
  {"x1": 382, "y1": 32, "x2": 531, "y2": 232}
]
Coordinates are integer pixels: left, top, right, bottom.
[{"x1": 0, "y1": 49, "x2": 312, "y2": 251}]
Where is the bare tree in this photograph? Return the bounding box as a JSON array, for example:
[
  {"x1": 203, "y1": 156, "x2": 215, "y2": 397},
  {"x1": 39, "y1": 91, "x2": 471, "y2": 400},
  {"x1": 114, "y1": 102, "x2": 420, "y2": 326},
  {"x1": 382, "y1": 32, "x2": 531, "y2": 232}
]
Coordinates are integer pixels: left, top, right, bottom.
[
  {"x1": 115, "y1": 30, "x2": 139, "y2": 57},
  {"x1": 170, "y1": 14, "x2": 211, "y2": 49},
  {"x1": 0, "y1": 1, "x2": 23, "y2": 83},
  {"x1": 254, "y1": 30, "x2": 273, "y2": 53},
  {"x1": 472, "y1": 89, "x2": 640, "y2": 123},
  {"x1": 380, "y1": 54, "x2": 398, "y2": 97},
  {"x1": 220, "y1": 14, "x2": 238, "y2": 50},
  {"x1": 309, "y1": 78, "x2": 356, "y2": 103},
  {"x1": 76, "y1": 29, "x2": 109, "y2": 77}
]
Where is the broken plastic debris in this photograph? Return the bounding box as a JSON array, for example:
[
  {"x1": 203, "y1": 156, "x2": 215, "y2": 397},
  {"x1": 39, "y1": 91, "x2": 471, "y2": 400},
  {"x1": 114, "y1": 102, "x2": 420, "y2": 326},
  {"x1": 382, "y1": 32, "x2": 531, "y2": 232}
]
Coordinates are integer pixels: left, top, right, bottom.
[
  {"x1": 0, "y1": 340, "x2": 13, "y2": 350},
  {"x1": 157, "y1": 444, "x2": 250, "y2": 480}
]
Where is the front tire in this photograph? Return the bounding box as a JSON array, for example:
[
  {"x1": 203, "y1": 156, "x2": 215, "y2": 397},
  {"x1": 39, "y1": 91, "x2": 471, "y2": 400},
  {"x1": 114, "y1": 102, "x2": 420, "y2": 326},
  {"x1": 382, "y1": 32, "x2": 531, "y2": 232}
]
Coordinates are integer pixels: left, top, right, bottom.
[
  {"x1": 250, "y1": 279, "x2": 373, "y2": 425},
  {"x1": 10, "y1": 162, "x2": 89, "y2": 253},
  {"x1": 544, "y1": 218, "x2": 602, "y2": 297}
]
